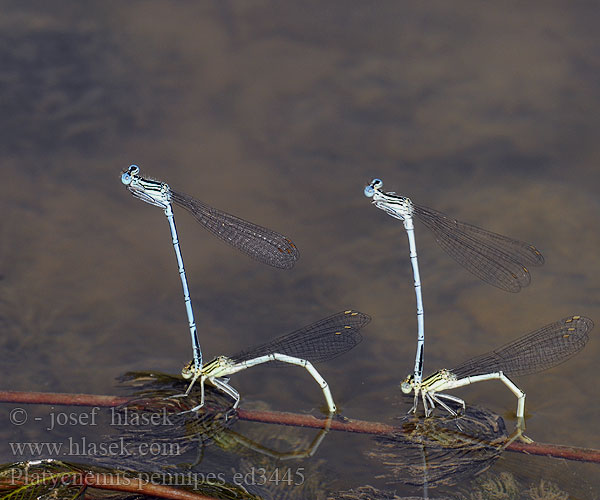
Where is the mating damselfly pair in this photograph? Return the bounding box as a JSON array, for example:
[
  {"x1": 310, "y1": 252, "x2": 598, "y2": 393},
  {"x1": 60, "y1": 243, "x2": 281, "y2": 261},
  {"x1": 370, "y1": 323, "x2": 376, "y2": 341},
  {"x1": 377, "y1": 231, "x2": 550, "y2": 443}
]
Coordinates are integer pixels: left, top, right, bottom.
[
  {"x1": 121, "y1": 165, "x2": 370, "y2": 414},
  {"x1": 365, "y1": 178, "x2": 592, "y2": 434}
]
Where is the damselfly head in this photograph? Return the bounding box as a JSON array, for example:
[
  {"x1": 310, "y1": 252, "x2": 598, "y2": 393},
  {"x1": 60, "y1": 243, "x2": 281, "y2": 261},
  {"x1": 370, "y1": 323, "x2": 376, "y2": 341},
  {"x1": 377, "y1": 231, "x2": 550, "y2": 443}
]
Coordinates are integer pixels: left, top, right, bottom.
[
  {"x1": 401, "y1": 374, "x2": 414, "y2": 394},
  {"x1": 181, "y1": 360, "x2": 197, "y2": 379},
  {"x1": 121, "y1": 164, "x2": 140, "y2": 186},
  {"x1": 364, "y1": 178, "x2": 383, "y2": 198}
]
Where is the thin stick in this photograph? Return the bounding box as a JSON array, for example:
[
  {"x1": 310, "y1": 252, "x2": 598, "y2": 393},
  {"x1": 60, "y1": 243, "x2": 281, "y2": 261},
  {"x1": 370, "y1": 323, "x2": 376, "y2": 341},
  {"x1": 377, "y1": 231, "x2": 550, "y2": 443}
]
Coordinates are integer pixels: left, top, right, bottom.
[{"x1": 1, "y1": 390, "x2": 599, "y2": 463}]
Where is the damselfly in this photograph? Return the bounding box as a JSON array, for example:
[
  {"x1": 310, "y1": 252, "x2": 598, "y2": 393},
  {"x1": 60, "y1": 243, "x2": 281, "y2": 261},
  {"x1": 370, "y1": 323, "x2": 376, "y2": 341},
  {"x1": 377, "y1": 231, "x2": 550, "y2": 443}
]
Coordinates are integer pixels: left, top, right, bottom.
[
  {"x1": 178, "y1": 310, "x2": 371, "y2": 413},
  {"x1": 400, "y1": 315, "x2": 592, "y2": 432}
]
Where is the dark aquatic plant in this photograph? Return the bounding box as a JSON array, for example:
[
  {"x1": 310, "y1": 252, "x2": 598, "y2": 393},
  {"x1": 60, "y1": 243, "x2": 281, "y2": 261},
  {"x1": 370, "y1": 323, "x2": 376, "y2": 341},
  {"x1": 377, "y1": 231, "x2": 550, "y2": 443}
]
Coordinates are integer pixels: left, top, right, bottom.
[
  {"x1": 366, "y1": 406, "x2": 509, "y2": 488},
  {"x1": 330, "y1": 484, "x2": 451, "y2": 499},
  {"x1": 101, "y1": 371, "x2": 238, "y2": 471},
  {"x1": 457, "y1": 471, "x2": 570, "y2": 500}
]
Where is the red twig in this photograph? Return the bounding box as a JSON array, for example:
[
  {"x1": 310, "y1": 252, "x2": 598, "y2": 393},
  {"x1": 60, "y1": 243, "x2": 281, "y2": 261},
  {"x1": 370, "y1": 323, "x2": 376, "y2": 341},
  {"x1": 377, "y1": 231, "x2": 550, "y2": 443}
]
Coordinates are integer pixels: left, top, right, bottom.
[
  {"x1": 503, "y1": 440, "x2": 600, "y2": 463},
  {"x1": 82, "y1": 473, "x2": 219, "y2": 500},
  {"x1": 0, "y1": 390, "x2": 127, "y2": 407},
  {"x1": 236, "y1": 408, "x2": 395, "y2": 435},
  {"x1": 2, "y1": 390, "x2": 599, "y2": 464}
]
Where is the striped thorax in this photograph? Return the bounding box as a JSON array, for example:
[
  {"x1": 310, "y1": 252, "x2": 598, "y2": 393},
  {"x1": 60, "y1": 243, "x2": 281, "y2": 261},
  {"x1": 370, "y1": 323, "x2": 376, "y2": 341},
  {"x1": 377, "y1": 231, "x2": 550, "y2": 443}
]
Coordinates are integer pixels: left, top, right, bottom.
[
  {"x1": 182, "y1": 355, "x2": 239, "y2": 380},
  {"x1": 402, "y1": 369, "x2": 458, "y2": 395},
  {"x1": 121, "y1": 164, "x2": 171, "y2": 209},
  {"x1": 364, "y1": 178, "x2": 414, "y2": 221}
]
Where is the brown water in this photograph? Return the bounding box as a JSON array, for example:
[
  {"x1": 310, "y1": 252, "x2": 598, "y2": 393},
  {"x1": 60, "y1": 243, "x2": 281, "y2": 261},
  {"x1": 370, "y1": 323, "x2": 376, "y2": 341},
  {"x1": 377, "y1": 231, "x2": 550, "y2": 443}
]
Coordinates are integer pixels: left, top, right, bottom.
[{"x1": 1, "y1": 1, "x2": 599, "y2": 498}]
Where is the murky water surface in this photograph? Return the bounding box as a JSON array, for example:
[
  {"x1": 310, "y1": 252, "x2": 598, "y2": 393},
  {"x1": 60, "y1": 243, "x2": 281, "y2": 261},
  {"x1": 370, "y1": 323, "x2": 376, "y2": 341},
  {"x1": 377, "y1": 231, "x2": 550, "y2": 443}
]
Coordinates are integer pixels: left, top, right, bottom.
[{"x1": 1, "y1": 2, "x2": 599, "y2": 498}]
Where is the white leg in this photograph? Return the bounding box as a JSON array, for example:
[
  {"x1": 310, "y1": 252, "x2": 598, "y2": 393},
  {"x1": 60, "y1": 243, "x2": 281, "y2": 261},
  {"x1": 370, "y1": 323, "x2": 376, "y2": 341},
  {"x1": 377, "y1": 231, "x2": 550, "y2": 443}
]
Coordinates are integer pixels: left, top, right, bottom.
[
  {"x1": 430, "y1": 393, "x2": 457, "y2": 416},
  {"x1": 436, "y1": 392, "x2": 466, "y2": 412},
  {"x1": 169, "y1": 371, "x2": 201, "y2": 400},
  {"x1": 184, "y1": 376, "x2": 239, "y2": 413},
  {"x1": 185, "y1": 373, "x2": 201, "y2": 396},
  {"x1": 237, "y1": 353, "x2": 337, "y2": 412},
  {"x1": 211, "y1": 377, "x2": 240, "y2": 408},
  {"x1": 176, "y1": 375, "x2": 208, "y2": 414},
  {"x1": 422, "y1": 391, "x2": 432, "y2": 416},
  {"x1": 409, "y1": 393, "x2": 419, "y2": 414}
]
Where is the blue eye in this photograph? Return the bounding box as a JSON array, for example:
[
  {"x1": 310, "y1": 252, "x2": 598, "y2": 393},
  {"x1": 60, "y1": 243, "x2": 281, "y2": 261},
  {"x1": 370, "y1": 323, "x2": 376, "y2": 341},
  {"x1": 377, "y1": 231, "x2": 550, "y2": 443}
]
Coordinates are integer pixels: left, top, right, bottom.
[
  {"x1": 122, "y1": 164, "x2": 140, "y2": 185},
  {"x1": 364, "y1": 178, "x2": 383, "y2": 197}
]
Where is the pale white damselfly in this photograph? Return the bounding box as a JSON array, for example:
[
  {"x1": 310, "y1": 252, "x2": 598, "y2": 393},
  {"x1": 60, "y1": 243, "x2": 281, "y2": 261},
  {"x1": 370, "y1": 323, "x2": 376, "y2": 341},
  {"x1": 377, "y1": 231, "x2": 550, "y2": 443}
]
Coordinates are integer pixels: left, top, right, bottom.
[
  {"x1": 364, "y1": 178, "x2": 425, "y2": 392},
  {"x1": 121, "y1": 165, "x2": 300, "y2": 374},
  {"x1": 178, "y1": 310, "x2": 370, "y2": 414},
  {"x1": 400, "y1": 315, "x2": 592, "y2": 433}
]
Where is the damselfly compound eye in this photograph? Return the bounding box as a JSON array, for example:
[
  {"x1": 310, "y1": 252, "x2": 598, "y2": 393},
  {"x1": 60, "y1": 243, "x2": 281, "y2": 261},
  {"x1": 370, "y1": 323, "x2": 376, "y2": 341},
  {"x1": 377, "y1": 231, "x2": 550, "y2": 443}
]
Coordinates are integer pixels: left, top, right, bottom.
[
  {"x1": 181, "y1": 361, "x2": 194, "y2": 379},
  {"x1": 121, "y1": 165, "x2": 140, "y2": 185},
  {"x1": 365, "y1": 178, "x2": 383, "y2": 197}
]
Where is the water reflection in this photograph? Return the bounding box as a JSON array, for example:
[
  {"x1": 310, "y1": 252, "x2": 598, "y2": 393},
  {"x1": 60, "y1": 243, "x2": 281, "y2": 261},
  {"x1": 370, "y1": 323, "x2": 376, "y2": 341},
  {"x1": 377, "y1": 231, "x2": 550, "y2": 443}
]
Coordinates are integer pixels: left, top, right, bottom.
[{"x1": 367, "y1": 407, "x2": 508, "y2": 488}]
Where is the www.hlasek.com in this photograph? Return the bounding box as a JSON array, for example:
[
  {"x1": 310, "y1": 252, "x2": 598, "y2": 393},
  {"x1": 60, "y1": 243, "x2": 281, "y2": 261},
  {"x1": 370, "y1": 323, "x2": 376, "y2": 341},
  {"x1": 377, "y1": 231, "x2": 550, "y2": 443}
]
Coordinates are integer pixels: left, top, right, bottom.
[
  {"x1": 9, "y1": 437, "x2": 180, "y2": 458},
  {"x1": 7, "y1": 467, "x2": 306, "y2": 490},
  {"x1": 9, "y1": 406, "x2": 180, "y2": 457}
]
